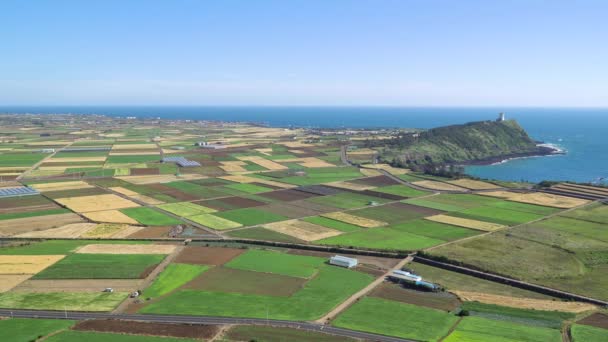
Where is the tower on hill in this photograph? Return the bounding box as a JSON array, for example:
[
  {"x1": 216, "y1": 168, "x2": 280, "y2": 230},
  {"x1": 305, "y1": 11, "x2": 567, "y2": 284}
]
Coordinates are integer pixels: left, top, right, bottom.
[{"x1": 497, "y1": 112, "x2": 505, "y2": 122}]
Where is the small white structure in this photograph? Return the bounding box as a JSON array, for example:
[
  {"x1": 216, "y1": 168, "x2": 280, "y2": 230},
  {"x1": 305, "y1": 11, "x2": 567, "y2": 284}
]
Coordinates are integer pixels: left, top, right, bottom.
[
  {"x1": 497, "y1": 112, "x2": 505, "y2": 122},
  {"x1": 103, "y1": 288, "x2": 114, "y2": 293},
  {"x1": 40, "y1": 148, "x2": 55, "y2": 153},
  {"x1": 329, "y1": 255, "x2": 358, "y2": 268},
  {"x1": 389, "y1": 270, "x2": 422, "y2": 282},
  {"x1": 195, "y1": 141, "x2": 208, "y2": 146}
]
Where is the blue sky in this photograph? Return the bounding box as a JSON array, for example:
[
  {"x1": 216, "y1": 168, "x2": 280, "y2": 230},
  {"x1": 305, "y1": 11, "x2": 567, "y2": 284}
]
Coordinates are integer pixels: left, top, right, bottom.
[{"x1": 1, "y1": 0, "x2": 606, "y2": 106}]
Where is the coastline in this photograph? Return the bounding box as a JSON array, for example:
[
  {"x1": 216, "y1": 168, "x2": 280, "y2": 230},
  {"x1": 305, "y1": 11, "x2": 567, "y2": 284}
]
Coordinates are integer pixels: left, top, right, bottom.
[{"x1": 461, "y1": 145, "x2": 564, "y2": 166}]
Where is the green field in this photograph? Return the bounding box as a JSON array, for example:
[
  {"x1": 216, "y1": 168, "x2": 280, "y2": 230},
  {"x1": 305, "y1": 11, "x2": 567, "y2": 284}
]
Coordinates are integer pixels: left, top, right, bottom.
[
  {"x1": 350, "y1": 204, "x2": 432, "y2": 224},
  {"x1": 485, "y1": 200, "x2": 560, "y2": 216},
  {"x1": 224, "y1": 183, "x2": 273, "y2": 194},
  {"x1": 333, "y1": 297, "x2": 459, "y2": 341},
  {"x1": 0, "y1": 208, "x2": 70, "y2": 221},
  {"x1": 0, "y1": 153, "x2": 47, "y2": 166},
  {"x1": 0, "y1": 292, "x2": 127, "y2": 311},
  {"x1": 404, "y1": 194, "x2": 501, "y2": 212},
  {"x1": 189, "y1": 213, "x2": 242, "y2": 229},
  {"x1": 0, "y1": 318, "x2": 75, "y2": 342},
  {"x1": 461, "y1": 302, "x2": 574, "y2": 328},
  {"x1": 302, "y1": 216, "x2": 362, "y2": 232},
  {"x1": 307, "y1": 192, "x2": 390, "y2": 209},
  {"x1": 571, "y1": 324, "x2": 608, "y2": 342},
  {"x1": 225, "y1": 325, "x2": 356, "y2": 342},
  {"x1": 225, "y1": 249, "x2": 324, "y2": 278},
  {"x1": 120, "y1": 207, "x2": 182, "y2": 226},
  {"x1": 34, "y1": 253, "x2": 165, "y2": 279},
  {"x1": 106, "y1": 155, "x2": 160, "y2": 163},
  {"x1": 444, "y1": 316, "x2": 562, "y2": 342},
  {"x1": 157, "y1": 202, "x2": 216, "y2": 217},
  {"x1": 449, "y1": 206, "x2": 543, "y2": 226},
  {"x1": 560, "y1": 202, "x2": 608, "y2": 224},
  {"x1": 374, "y1": 184, "x2": 429, "y2": 197},
  {"x1": 144, "y1": 263, "x2": 209, "y2": 298},
  {"x1": 317, "y1": 226, "x2": 444, "y2": 251},
  {"x1": 256, "y1": 166, "x2": 363, "y2": 186},
  {"x1": 46, "y1": 331, "x2": 199, "y2": 342},
  {"x1": 140, "y1": 264, "x2": 373, "y2": 320},
  {"x1": 389, "y1": 219, "x2": 480, "y2": 241},
  {"x1": 213, "y1": 208, "x2": 288, "y2": 226},
  {"x1": 164, "y1": 181, "x2": 229, "y2": 199},
  {"x1": 54, "y1": 151, "x2": 109, "y2": 158},
  {"x1": 226, "y1": 226, "x2": 305, "y2": 243}
]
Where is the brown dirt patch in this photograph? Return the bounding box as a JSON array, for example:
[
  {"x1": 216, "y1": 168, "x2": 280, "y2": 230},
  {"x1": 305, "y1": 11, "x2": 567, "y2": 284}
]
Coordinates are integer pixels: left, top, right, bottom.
[
  {"x1": 72, "y1": 319, "x2": 220, "y2": 339},
  {"x1": 55, "y1": 194, "x2": 139, "y2": 213},
  {"x1": 260, "y1": 202, "x2": 325, "y2": 218},
  {"x1": 286, "y1": 199, "x2": 340, "y2": 214},
  {"x1": 0, "y1": 275, "x2": 31, "y2": 292},
  {"x1": 183, "y1": 267, "x2": 305, "y2": 296},
  {"x1": 0, "y1": 213, "x2": 84, "y2": 237},
  {"x1": 173, "y1": 246, "x2": 244, "y2": 265},
  {"x1": 258, "y1": 189, "x2": 318, "y2": 201},
  {"x1": 578, "y1": 313, "x2": 608, "y2": 329},
  {"x1": 127, "y1": 226, "x2": 174, "y2": 238},
  {"x1": 360, "y1": 189, "x2": 408, "y2": 200},
  {"x1": 371, "y1": 282, "x2": 460, "y2": 311},
  {"x1": 13, "y1": 279, "x2": 142, "y2": 293},
  {"x1": 14, "y1": 223, "x2": 97, "y2": 238},
  {"x1": 130, "y1": 168, "x2": 160, "y2": 175},
  {"x1": 0, "y1": 203, "x2": 59, "y2": 215},
  {"x1": 0, "y1": 255, "x2": 65, "y2": 274},
  {"x1": 145, "y1": 184, "x2": 200, "y2": 201},
  {"x1": 453, "y1": 291, "x2": 597, "y2": 313},
  {"x1": 354, "y1": 265, "x2": 385, "y2": 277},
  {"x1": 44, "y1": 187, "x2": 110, "y2": 199},
  {"x1": 392, "y1": 202, "x2": 445, "y2": 216},
  {"x1": 264, "y1": 219, "x2": 342, "y2": 241},
  {"x1": 0, "y1": 195, "x2": 56, "y2": 210}
]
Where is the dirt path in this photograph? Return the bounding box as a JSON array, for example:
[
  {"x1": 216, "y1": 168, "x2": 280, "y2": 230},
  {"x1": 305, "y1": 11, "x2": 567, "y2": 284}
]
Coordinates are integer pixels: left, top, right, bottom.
[
  {"x1": 208, "y1": 324, "x2": 231, "y2": 342},
  {"x1": 112, "y1": 245, "x2": 184, "y2": 314},
  {"x1": 17, "y1": 142, "x2": 74, "y2": 181},
  {"x1": 315, "y1": 255, "x2": 414, "y2": 324}
]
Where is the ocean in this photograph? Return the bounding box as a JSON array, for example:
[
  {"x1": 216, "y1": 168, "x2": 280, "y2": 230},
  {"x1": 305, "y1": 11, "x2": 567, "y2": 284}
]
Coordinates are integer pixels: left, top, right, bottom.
[{"x1": 2, "y1": 106, "x2": 607, "y2": 184}]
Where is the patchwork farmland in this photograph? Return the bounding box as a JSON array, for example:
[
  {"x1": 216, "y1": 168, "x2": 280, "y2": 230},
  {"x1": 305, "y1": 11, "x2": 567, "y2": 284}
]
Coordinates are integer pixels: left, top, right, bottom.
[{"x1": 1, "y1": 114, "x2": 607, "y2": 341}]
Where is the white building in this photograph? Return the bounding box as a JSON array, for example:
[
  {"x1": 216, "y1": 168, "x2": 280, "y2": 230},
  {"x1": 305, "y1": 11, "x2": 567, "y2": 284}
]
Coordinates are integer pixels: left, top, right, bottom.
[
  {"x1": 497, "y1": 112, "x2": 505, "y2": 122},
  {"x1": 329, "y1": 255, "x2": 358, "y2": 268}
]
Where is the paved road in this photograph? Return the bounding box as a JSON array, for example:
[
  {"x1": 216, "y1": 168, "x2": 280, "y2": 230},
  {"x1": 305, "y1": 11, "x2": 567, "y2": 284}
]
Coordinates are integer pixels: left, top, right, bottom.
[{"x1": 0, "y1": 309, "x2": 414, "y2": 342}]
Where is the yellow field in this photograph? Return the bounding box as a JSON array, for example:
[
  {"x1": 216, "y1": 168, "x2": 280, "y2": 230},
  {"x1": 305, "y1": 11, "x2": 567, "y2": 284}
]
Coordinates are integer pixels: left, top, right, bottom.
[
  {"x1": 220, "y1": 161, "x2": 248, "y2": 172},
  {"x1": 81, "y1": 223, "x2": 135, "y2": 238},
  {"x1": 411, "y1": 180, "x2": 468, "y2": 191},
  {"x1": 83, "y1": 211, "x2": 139, "y2": 225},
  {"x1": 326, "y1": 181, "x2": 375, "y2": 191},
  {"x1": 117, "y1": 173, "x2": 206, "y2": 184},
  {"x1": 360, "y1": 163, "x2": 410, "y2": 175},
  {"x1": 112, "y1": 143, "x2": 158, "y2": 150},
  {"x1": 447, "y1": 179, "x2": 500, "y2": 190},
  {"x1": 30, "y1": 180, "x2": 94, "y2": 192},
  {"x1": 481, "y1": 191, "x2": 589, "y2": 208},
  {"x1": 297, "y1": 157, "x2": 334, "y2": 168},
  {"x1": 0, "y1": 213, "x2": 84, "y2": 237},
  {"x1": 0, "y1": 255, "x2": 65, "y2": 274},
  {"x1": 219, "y1": 175, "x2": 294, "y2": 188},
  {"x1": 109, "y1": 225, "x2": 145, "y2": 238},
  {"x1": 55, "y1": 194, "x2": 139, "y2": 213},
  {"x1": 322, "y1": 212, "x2": 387, "y2": 228},
  {"x1": 109, "y1": 186, "x2": 139, "y2": 197},
  {"x1": 25, "y1": 141, "x2": 71, "y2": 146},
  {"x1": 425, "y1": 214, "x2": 505, "y2": 232},
  {"x1": 76, "y1": 244, "x2": 176, "y2": 254},
  {"x1": 236, "y1": 156, "x2": 287, "y2": 170},
  {"x1": 453, "y1": 291, "x2": 596, "y2": 313},
  {"x1": 278, "y1": 141, "x2": 315, "y2": 148},
  {"x1": 360, "y1": 168, "x2": 383, "y2": 177},
  {"x1": 0, "y1": 275, "x2": 32, "y2": 293},
  {"x1": 14, "y1": 223, "x2": 97, "y2": 238},
  {"x1": 264, "y1": 220, "x2": 342, "y2": 241},
  {"x1": 255, "y1": 148, "x2": 273, "y2": 155}
]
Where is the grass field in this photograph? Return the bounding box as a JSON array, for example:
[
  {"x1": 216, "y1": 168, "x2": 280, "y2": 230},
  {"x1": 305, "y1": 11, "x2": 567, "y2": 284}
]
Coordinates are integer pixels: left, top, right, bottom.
[
  {"x1": 213, "y1": 208, "x2": 288, "y2": 226},
  {"x1": 0, "y1": 153, "x2": 46, "y2": 166},
  {"x1": 449, "y1": 206, "x2": 544, "y2": 226},
  {"x1": 332, "y1": 297, "x2": 459, "y2": 341},
  {"x1": 188, "y1": 213, "x2": 242, "y2": 229},
  {"x1": 317, "y1": 226, "x2": 444, "y2": 251},
  {"x1": 226, "y1": 226, "x2": 305, "y2": 243},
  {"x1": 106, "y1": 155, "x2": 160, "y2": 164},
  {"x1": 157, "y1": 202, "x2": 216, "y2": 216},
  {"x1": 389, "y1": 219, "x2": 480, "y2": 241},
  {"x1": 461, "y1": 301, "x2": 574, "y2": 328},
  {"x1": 404, "y1": 194, "x2": 501, "y2": 212},
  {"x1": 225, "y1": 249, "x2": 324, "y2": 278},
  {"x1": 140, "y1": 264, "x2": 373, "y2": 320},
  {"x1": 570, "y1": 324, "x2": 608, "y2": 342},
  {"x1": 0, "y1": 318, "x2": 75, "y2": 342},
  {"x1": 46, "y1": 331, "x2": 199, "y2": 342},
  {"x1": 349, "y1": 204, "x2": 431, "y2": 224},
  {"x1": 0, "y1": 292, "x2": 127, "y2": 311},
  {"x1": 144, "y1": 263, "x2": 209, "y2": 298},
  {"x1": 307, "y1": 192, "x2": 390, "y2": 209},
  {"x1": 257, "y1": 166, "x2": 363, "y2": 186},
  {"x1": 120, "y1": 207, "x2": 182, "y2": 226},
  {"x1": 224, "y1": 183, "x2": 273, "y2": 194},
  {"x1": 225, "y1": 325, "x2": 355, "y2": 342},
  {"x1": 0, "y1": 208, "x2": 70, "y2": 221},
  {"x1": 302, "y1": 216, "x2": 362, "y2": 232},
  {"x1": 444, "y1": 316, "x2": 562, "y2": 342},
  {"x1": 560, "y1": 202, "x2": 608, "y2": 224},
  {"x1": 374, "y1": 184, "x2": 429, "y2": 197},
  {"x1": 33, "y1": 253, "x2": 165, "y2": 279}
]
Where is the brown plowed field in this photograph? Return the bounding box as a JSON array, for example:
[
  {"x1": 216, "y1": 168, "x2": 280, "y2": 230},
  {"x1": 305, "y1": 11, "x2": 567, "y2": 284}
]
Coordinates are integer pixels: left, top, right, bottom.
[
  {"x1": 0, "y1": 213, "x2": 84, "y2": 237},
  {"x1": 173, "y1": 246, "x2": 244, "y2": 265},
  {"x1": 13, "y1": 279, "x2": 142, "y2": 293},
  {"x1": 44, "y1": 187, "x2": 109, "y2": 199},
  {"x1": 145, "y1": 184, "x2": 199, "y2": 201},
  {"x1": 260, "y1": 202, "x2": 325, "y2": 218},
  {"x1": 72, "y1": 319, "x2": 220, "y2": 339},
  {"x1": 183, "y1": 267, "x2": 305, "y2": 296},
  {"x1": 130, "y1": 168, "x2": 160, "y2": 175},
  {"x1": 0, "y1": 203, "x2": 59, "y2": 215},
  {"x1": 0, "y1": 195, "x2": 55, "y2": 210},
  {"x1": 392, "y1": 202, "x2": 445, "y2": 215},
  {"x1": 127, "y1": 226, "x2": 173, "y2": 238},
  {"x1": 203, "y1": 196, "x2": 266, "y2": 210},
  {"x1": 258, "y1": 189, "x2": 318, "y2": 201},
  {"x1": 578, "y1": 313, "x2": 608, "y2": 329},
  {"x1": 360, "y1": 189, "x2": 407, "y2": 200},
  {"x1": 287, "y1": 199, "x2": 340, "y2": 214},
  {"x1": 351, "y1": 175, "x2": 400, "y2": 187},
  {"x1": 370, "y1": 282, "x2": 460, "y2": 312}
]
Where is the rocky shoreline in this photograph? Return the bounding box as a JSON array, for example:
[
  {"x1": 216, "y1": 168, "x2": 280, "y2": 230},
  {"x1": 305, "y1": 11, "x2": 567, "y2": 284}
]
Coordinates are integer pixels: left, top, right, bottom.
[{"x1": 462, "y1": 145, "x2": 564, "y2": 166}]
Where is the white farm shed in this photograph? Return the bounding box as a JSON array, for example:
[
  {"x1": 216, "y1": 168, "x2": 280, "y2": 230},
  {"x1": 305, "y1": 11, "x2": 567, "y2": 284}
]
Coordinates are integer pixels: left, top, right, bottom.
[{"x1": 329, "y1": 255, "x2": 358, "y2": 268}]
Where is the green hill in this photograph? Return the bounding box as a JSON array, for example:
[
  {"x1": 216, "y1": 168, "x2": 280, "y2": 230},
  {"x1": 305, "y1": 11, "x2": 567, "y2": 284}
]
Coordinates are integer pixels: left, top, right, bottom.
[{"x1": 371, "y1": 120, "x2": 553, "y2": 168}]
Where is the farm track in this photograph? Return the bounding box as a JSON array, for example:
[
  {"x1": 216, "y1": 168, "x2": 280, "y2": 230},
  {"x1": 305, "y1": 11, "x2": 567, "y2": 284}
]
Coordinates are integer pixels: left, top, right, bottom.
[
  {"x1": 17, "y1": 142, "x2": 74, "y2": 181},
  {"x1": 315, "y1": 255, "x2": 414, "y2": 324},
  {"x1": 0, "y1": 309, "x2": 414, "y2": 342}
]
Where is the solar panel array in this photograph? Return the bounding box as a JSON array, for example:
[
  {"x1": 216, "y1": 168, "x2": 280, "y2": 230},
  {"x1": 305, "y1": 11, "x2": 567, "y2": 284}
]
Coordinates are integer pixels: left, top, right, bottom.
[
  {"x1": 0, "y1": 186, "x2": 39, "y2": 198},
  {"x1": 162, "y1": 156, "x2": 187, "y2": 163}
]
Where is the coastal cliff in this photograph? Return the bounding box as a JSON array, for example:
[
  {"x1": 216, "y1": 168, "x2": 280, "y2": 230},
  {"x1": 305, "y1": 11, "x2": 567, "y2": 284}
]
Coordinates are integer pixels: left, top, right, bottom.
[{"x1": 368, "y1": 119, "x2": 559, "y2": 168}]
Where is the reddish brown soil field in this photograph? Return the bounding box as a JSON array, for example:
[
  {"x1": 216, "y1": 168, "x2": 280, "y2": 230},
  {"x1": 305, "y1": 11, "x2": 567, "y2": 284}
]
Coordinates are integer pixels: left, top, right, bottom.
[
  {"x1": 261, "y1": 202, "x2": 325, "y2": 218},
  {"x1": 73, "y1": 319, "x2": 220, "y2": 339},
  {"x1": 130, "y1": 168, "x2": 160, "y2": 175},
  {"x1": 352, "y1": 175, "x2": 400, "y2": 187},
  {"x1": 127, "y1": 226, "x2": 173, "y2": 238},
  {"x1": 145, "y1": 184, "x2": 200, "y2": 201},
  {"x1": 0, "y1": 195, "x2": 55, "y2": 209},
  {"x1": 211, "y1": 196, "x2": 266, "y2": 209},
  {"x1": 578, "y1": 313, "x2": 608, "y2": 329},
  {"x1": 0, "y1": 203, "x2": 58, "y2": 215},
  {"x1": 44, "y1": 187, "x2": 109, "y2": 199},
  {"x1": 173, "y1": 246, "x2": 244, "y2": 265},
  {"x1": 183, "y1": 267, "x2": 305, "y2": 296},
  {"x1": 360, "y1": 189, "x2": 407, "y2": 200},
  {"x1": 355, "y1": 265, "x2": 385, "y2": 277},
  {"x1": 370, "y1": 282, "x2": 460, "y2": 312},
  {"x1": 250, "y1": 182, "x2": 282, "y2": 190},
  {"x1": 259, "y1": 189, "x2": 318, "y2": 202},
  {"x1": 0, "y1": 175, "x2": 18, "y2": 181}
]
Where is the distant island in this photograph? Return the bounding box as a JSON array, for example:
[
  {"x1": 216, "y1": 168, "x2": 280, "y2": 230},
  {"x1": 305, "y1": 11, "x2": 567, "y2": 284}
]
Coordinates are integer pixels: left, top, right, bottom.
[{"x1": 364, "y1": 114, "x2": 562, "y2": 171}]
